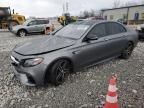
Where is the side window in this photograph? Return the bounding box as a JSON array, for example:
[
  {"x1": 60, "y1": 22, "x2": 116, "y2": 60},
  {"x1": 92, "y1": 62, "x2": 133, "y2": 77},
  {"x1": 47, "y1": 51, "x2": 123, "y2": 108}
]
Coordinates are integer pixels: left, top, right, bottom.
[
  {"x1": 88, "y1": 23, "x2": 107, "y2": 38},
  {"x1": 28, "y1": 20, "x2": 37, "y2": 26},
  {"x1": 107, "y1": 22, "x2": 126, "y2": 35},
  {"x1": 37, "y1": 20, "x2": 44, "y2": 25},
  {"x1": 37, "y1": 20, "x2": 49, "y2": 24},
  {"x1": 44, "y1": 20, "x2": 49, "y2": 24}
]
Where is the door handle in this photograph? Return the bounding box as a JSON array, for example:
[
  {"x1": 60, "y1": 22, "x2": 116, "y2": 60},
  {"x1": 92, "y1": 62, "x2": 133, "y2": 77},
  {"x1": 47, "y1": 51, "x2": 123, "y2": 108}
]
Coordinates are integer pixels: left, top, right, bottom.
[
  {"x1": 104, "y1": 38, "x2": 109, "y2": 41},
  {"x1": 72, "y1": 50, "x2": 81, "y2": 54}
]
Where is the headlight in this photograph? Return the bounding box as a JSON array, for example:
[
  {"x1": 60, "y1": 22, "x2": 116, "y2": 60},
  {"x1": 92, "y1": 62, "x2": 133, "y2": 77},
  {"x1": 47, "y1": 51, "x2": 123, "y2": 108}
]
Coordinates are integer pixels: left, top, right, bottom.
[
  {"x1": 23, "y1": 58, "x2": 43, "y2": 67},
  {"x1": 137, "y1": 26, "x2": 141, "y2": 31}
]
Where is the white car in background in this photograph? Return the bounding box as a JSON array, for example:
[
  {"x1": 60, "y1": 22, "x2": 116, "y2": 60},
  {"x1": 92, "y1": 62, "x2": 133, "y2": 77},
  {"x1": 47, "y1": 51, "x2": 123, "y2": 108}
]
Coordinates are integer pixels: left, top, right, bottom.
[
  {"x1": 136, "y1": 24, "x2": 144, "y2": 39},
  {"x1": 11, "y1": 18, "x2": 54, "y2": 37}
]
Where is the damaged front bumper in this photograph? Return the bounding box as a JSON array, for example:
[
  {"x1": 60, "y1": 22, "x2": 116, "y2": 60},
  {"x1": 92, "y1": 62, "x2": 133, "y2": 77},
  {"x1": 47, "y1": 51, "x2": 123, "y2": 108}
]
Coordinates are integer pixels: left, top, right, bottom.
[
  {"x1": 12, "y1": 66, "x2": 36, "y2": 86},
  {"x1": 11, "y1": 55, "x2": 36, "y2": 86}
]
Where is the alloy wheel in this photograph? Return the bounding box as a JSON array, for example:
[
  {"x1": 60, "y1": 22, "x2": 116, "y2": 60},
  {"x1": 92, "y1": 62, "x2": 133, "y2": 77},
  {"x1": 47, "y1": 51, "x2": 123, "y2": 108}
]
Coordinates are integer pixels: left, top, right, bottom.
[
  {"x1": 55, "y1": 60, "x2": 70, "y2": 84},
  {"x1": 125, "y1": 43, "x2": 133, "y2": 56},
  {"x1": 19, "y1": 31, "x2": 26, "y2": 37}
]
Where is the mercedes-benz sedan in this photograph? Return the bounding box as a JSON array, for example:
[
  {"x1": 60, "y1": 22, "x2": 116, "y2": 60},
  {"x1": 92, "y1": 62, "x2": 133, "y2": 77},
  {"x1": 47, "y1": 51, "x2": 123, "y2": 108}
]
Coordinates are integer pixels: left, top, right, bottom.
[{"x1": 10, "y1": 20, "x2": 138, "y2": 86}]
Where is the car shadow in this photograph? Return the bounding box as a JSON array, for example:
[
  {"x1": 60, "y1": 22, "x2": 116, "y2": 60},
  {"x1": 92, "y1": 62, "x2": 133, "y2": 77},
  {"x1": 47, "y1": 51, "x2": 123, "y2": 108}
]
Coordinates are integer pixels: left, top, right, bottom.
[{"x1": 139, "y1": 39, "x2": 144, "y2": 42}]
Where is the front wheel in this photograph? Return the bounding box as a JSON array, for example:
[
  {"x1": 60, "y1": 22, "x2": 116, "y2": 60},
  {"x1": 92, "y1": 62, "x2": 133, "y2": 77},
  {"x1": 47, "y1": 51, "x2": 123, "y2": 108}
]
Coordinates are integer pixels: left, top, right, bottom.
[
  {"x1": 120, "y1": 42, "x2": 134, "y2": 59},
  {"x1": 18, "y1": 30, "x2": 27, "y2": 37},
  {"x1": 49, "y1": 59, "x2": 72, "y2": 86}
]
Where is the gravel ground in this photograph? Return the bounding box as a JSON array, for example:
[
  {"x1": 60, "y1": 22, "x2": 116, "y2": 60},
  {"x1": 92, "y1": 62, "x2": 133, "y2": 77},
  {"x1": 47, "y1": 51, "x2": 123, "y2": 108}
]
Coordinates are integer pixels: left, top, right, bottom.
[{"x1": 0, "y1": 32, "x2": 144, "y2": 108}]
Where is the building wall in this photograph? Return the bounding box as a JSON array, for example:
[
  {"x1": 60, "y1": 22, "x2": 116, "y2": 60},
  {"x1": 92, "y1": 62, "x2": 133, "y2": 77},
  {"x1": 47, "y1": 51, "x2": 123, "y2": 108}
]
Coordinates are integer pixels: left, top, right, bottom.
[
  {"x1": 102, "y1": 5, "x2": 144, "y2": 24},
  {"x1": 103, "y1": 8, "x2": 128, "y2": 21},
  {"x1": 128, "y1": 6, "x2": 144, "y2": 20}
]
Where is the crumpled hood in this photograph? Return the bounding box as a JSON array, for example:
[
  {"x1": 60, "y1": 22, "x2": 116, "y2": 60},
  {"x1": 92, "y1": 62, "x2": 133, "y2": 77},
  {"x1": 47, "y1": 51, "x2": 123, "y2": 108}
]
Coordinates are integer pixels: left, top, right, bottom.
[{"x1": 14, "y1": 36, "x2": 75, "y2": 55}]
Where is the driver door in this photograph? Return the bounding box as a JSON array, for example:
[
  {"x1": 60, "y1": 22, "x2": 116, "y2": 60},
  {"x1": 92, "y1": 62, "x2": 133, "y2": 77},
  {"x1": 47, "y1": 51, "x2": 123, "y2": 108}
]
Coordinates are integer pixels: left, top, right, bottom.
[{"x1": 73, "y1": 23, "x2": 114, "y2": 68}]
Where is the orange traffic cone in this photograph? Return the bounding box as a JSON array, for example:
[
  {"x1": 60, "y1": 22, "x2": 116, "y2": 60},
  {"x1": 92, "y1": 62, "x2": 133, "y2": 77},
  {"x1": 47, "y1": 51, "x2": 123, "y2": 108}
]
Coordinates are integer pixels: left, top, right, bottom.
[{"x1": 104, "y1": 75, "x2": 119, "y2": 108}]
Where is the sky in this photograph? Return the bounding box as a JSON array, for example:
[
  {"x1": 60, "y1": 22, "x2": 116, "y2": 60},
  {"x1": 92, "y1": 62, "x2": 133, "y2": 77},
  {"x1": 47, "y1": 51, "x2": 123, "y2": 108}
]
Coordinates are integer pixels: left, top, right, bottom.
[{"x1": 0, "y1": 0, "x2": 142, "y2": 17}]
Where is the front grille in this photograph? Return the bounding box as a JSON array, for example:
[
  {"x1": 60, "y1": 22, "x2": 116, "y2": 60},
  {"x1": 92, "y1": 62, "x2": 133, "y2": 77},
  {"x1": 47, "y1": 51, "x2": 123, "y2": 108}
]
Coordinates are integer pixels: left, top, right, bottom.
[
  {"x1": 27, "y1": 74, "x2": 36, "y2": 84},
  {"x1": 12, "y1": 62, "x2": 18, "y2": 66}
]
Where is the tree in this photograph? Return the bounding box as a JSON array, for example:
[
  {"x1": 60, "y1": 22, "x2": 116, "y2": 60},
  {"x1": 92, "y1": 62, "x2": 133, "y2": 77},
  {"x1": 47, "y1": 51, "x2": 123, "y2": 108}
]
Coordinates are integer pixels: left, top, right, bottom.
[
  {"x1": 83, "y1": 10, "x2": 89, "y2": 18},
  {"x1": 124, "y1": 1, "x2": 138, "y2": 6},
  {"x1": 89, "y1": 9, "x2": 95, "y2": 17},
  {"x1": 79, "y1": 9, "x2": 101, "y2": 19},
  {"x1": 113, "y1": 0, "x2": 121, "y2": 8}
]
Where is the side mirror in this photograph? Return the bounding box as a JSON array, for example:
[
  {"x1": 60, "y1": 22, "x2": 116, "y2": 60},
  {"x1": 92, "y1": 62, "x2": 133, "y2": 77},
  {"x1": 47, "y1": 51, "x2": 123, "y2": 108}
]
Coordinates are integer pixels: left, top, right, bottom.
[{"x1": 86, "y1": 34, "x2": 98, "y2": 41}]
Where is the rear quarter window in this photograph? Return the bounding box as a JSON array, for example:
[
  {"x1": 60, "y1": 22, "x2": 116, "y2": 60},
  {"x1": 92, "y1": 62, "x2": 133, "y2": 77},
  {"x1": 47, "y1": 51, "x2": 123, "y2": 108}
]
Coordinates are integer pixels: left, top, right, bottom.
[
  {"x1": 107, "y1": 22, "x2": 126, "y2": 35},
  {"x1": 88, "y1": 23, "x2": 107, "y2": 38}
]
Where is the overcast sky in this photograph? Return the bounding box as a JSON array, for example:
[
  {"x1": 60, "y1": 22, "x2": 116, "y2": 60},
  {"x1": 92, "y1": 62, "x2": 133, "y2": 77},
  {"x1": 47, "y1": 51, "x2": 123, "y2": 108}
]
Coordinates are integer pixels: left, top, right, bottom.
[{"x1": 0, "y1": 0, "x2": 142, "y2": 17}]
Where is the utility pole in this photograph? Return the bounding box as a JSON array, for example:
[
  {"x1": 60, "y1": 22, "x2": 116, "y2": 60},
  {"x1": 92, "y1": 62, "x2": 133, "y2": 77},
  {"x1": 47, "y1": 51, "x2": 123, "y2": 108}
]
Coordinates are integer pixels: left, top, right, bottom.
[
  {"x1": 66, "y1": 2, "x2": 69, "y2": 13},
  {"x1": 62, "y1": 3, "x2": 65, "y2": 14},
  {"x1": 126, "y1": 7, "x2": 129, "y2": 25},
  {"x1": 62, "y1": 0, "x2": 69, "y2": 14}
]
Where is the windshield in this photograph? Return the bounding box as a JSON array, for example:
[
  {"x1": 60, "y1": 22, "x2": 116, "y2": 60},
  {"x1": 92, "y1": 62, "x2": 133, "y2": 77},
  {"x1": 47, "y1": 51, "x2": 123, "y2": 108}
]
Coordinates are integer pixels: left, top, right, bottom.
[
  {"x1": 55, "y1": 24, "x2": 90, "y2": 39},
  {"x1": 23, "y1": 20, "x2": 31, "y2": 25}
]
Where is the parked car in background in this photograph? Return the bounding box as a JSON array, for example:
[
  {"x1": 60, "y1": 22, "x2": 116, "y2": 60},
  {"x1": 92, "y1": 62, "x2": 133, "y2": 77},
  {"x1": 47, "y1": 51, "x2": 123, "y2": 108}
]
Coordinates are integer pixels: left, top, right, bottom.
[
  {"x1": 137, "y1": 24, "x2": 144, "y2": 39},
  {"x1": 10, "y1": 20, "x2": 138, "y2": 86},
  {"x1": 10, "y1": 18, "x2": 55, "y2": 37},
  {"x1": 117, "y1": 18, "x2": 127, "y2": 25}
]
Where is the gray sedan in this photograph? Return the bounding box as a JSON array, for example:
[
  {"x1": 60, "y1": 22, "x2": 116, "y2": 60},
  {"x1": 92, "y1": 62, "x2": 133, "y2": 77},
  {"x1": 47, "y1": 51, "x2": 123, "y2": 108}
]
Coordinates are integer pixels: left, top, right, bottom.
[{"x1": 10, "y1": 20, "x2": 138, "y2": 86}]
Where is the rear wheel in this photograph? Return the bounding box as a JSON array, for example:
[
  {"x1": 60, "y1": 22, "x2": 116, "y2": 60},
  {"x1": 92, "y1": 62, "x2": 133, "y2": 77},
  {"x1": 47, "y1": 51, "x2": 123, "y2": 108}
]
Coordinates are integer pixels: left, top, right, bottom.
[
  {"x1": 18, "y1": 30, "x2": 27, "y2": 37},
  {"x1": 120, "y1": 42, "x2": 134, "y2": 59},
  {"x1": 49, "y1": 59, "x2": 72, "y2": 86}
]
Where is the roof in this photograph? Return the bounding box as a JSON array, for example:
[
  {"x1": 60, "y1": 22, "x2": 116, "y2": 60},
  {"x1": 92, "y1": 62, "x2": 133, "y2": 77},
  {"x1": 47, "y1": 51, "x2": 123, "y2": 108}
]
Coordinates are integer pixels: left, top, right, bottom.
[
  {"x1": 75, "y1": 20, "x2": 105, "y2": 25},
  {"x1": 28, "y1": 18, "x2": 49, "y2": 21},
  {"x1": 101, "y1": 4, "x2": 144, "y2": 11}
]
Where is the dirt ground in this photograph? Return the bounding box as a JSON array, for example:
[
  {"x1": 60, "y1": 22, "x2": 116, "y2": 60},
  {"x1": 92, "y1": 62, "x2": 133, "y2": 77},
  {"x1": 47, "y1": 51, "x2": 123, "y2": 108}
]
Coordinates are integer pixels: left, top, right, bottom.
[{"x1": 0, "y1": 32, "x2": 144, "y2": 108}]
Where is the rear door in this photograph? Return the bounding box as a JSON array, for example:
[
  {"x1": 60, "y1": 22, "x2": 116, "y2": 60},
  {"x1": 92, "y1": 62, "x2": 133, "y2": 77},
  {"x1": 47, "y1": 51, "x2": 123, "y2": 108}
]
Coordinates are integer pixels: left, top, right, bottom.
[
  {"x1": 36, "y1": 20, "x2": 46, "y2": 32},
  {"x1": 27, "y1": 20, "x2": 39, "y2": 33},
  {"x1": 104, "y1": 22, "x2": 128, "y2": 56},
  {"x1": 37, "y1": 20, "x2": 50, "y2": 32}
]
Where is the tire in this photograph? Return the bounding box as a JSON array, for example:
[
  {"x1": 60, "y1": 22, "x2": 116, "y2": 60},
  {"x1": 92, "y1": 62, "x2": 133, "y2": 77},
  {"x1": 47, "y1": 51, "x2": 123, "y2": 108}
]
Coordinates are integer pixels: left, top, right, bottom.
[
  {"x1": 18, "y1": 30, "x2": 27, "y2": 37},
  {"x1": 49, "y1": 59, "x2": 72, "y2": 86},
  {"x1": 120, "y1": 42, "x2": 134, "y2": 59}
]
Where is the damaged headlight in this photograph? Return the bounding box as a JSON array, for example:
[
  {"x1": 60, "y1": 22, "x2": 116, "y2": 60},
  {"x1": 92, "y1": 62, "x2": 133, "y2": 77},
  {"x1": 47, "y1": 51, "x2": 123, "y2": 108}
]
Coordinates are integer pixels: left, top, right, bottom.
[{"x1": 23, "y1": 58, "x2": 44, "y2": 67}]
